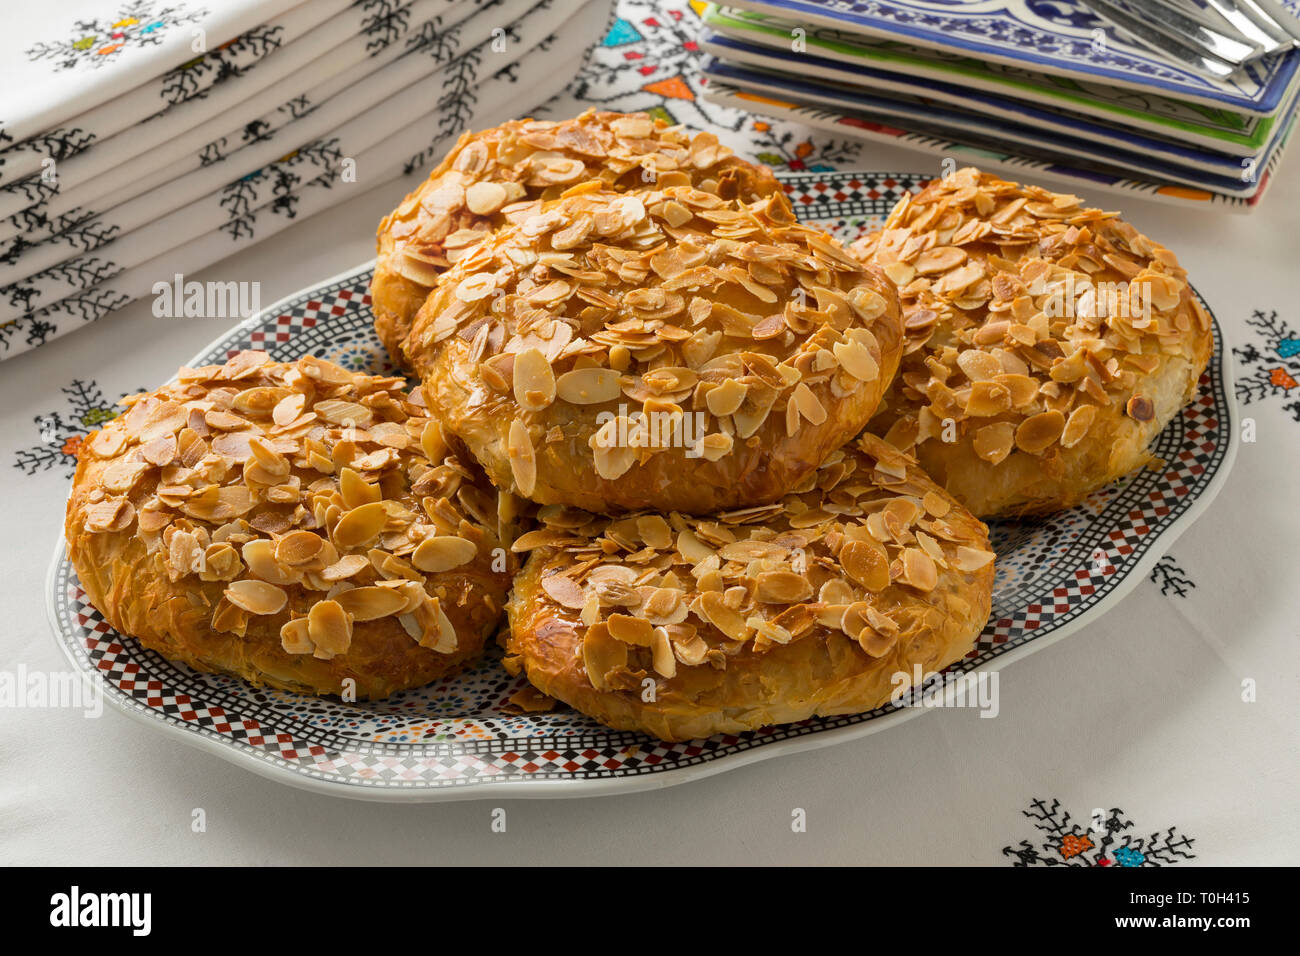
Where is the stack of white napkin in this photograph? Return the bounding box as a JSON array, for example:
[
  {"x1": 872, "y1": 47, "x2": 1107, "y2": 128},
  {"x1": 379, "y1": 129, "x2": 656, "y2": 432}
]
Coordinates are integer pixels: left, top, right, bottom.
[{"x1": 0, "y1": 0, "x2": 614, "y2": 360}]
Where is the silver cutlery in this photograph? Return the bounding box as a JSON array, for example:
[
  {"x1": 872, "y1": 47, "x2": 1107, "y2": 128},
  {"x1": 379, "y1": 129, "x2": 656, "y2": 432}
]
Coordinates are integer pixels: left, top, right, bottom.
[{"x1": 1080, "y1": 0, "x2": 1254, "y2": 77}]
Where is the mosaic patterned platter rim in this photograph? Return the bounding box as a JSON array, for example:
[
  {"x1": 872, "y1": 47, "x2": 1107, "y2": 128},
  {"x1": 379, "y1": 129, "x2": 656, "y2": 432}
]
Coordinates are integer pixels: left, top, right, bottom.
[{"x1": 46, "y1": 170, "x2": 1238, "y2": 802}]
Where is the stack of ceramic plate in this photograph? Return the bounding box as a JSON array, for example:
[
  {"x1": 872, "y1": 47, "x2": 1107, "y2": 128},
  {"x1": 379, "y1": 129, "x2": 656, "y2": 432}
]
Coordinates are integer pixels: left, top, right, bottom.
[
  {"x1": 0, "y1": 0, "x2": 613, "y2": 361},
  {"x1": 697, "y1": 0, "x2": 1300, "y2": 212}
]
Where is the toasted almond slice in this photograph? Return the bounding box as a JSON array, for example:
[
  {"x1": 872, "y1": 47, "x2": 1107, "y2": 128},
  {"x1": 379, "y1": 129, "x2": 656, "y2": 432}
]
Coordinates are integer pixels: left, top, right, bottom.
[
  {"x1": 840, "y1": 540, "x2": 890, "y2": 592},
  {"x1": 411, "y1": 535, "x2": 478, "y2": 572},
  {"x1": 956, "y1": 350, "x2": 1003, "y2": 382},
  {"x1": 225, "y1": 579, "x2": 288, "y2": 616},
  {"x1": 651, "y1": 627, "x2": 677, "y2": 678},
  {"x1": 321, "y1": 554, "x2": 370, "y2": 581},
  {"x1": 336, "y1": 586, "x2": 408, "y2": 621},
  {"x1": 541, "y1": 574, "x2": 586, "y2": 609},
  {"x1": 465, "y1": 181, "x2": 509, "y2": 215},
  {"x1": 280, "y1": 618, "x2": 314, "y2": 655},
  {"x1": 756, "y1": 570, "x2": 813, "y2": 604},
  {"x1": 954, "y1": 546, "x2": 996, "y2": 572},
  {"x1": 555, "y1": 367, "x2": 622, "y2": 405},
  {"x1": 972, "y1": 422, "x2": 1015, "y2": 464},
  {"x1": 1061, "y1": 404, "x2": 1097, "y2": 448},
  {"x1": 705, "y1": 378, "x2": 747, "y2": 417},
  {"x1": 792, "y1": 382, "x2": 827, "y2": 425},
  {"x1": 275, "y1": 530, "x2": 324, "y2": 567},
  {"x1": 698, "y1": 591, "x2": 753, "y2": 642},
  {"x1": 606, "y1": 613, "x2": 655, "y2": 646},
  {"x1": 636, "y1": 514, "x2": 673, "y2": 550},
  {"x1": 89, "y1": 428, "x2": 127, "y2": 458},
  {"x1": 697, "y1": 432, "x2": 733, "y2": 462},
  {"x1": 513, "y1": 347, "x2": 557, "y2": 412},
  {"x1": 272, "y1": 392, "x2": 306, "y2": 427},
  {"x1": 332, "y1": 501, "x2": 389, "y2": 550},
  {"x1": 299, "y1": 356, "x2": 354, "y2": 385},
  {"x1": 455, "y1": 273, "x2": 497, "y2": 302},
  {"x1": 507, "y1": 419, "x2": 537, "y2": 496},
  {"x1": 901, "y1": 548, "x2": 938, "y2": 592},
  {"x1": 339, "y1": 467, "x2": 381, "y2": 509},
  {"x1": 922, "y1": 491, "x2": 951, "y2": 518},
  {"x1": 308, "y1": 599, "x2": 353, "y2": 656},
  {"x1": 240, "y1": 539, "x2": 296, "y2": 586},
  {"x1": 832, "y1": 338, "x2": 878, "y2": 382},
  {"x1": 1014, "y1": 409, "x2": 1065, "y2": 454},
  {"x1": 590, "y1": 418, "x2": 634, "y2": 480},
  {"x1": 676, "y1": 529, "x2": 714, "y2": 563},
  {"x1": 582, "y1": 623, "x2": 627, "y2": 692},
  {"x1": 182, "y1": 485, "x2": 254, "y2": 521}
]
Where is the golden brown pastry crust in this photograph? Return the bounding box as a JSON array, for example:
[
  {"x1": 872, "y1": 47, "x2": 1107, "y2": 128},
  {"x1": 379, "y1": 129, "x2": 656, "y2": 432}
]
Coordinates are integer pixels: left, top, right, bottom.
[
  {"x1": 372, "y1": 109, "x2": 786, "y2": 363},
  {"x1": 850, "y1": 168, "x2": 1213, "y2": 518},
  {"x1": 504, "y1": 433, "x2": 995, "y2": 741},
  {"x1": 405, "y1": 184, "x2": 904, "y2": 514},
  {"x1": 64, "y1": 351, "x2": 517, "y2": 700}
]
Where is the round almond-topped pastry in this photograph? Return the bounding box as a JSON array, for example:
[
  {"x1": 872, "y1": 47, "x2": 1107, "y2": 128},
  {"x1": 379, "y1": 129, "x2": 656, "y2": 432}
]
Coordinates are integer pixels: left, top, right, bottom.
[
  {"x1": 64, "y1": 351, "x2": 517, "y2": 700},
  {"x1": 372, "y1": 109, "x2": 785, "y2": 363},
  {"x1": 404, "y1": 183, "x2": 905, "y2": 514},
  {"x1": 850, "y1": 167, "x2": 1214, "y2": 518},
  {"x1": 504, "y1": 434, "x2": 995, "y2": 741}
]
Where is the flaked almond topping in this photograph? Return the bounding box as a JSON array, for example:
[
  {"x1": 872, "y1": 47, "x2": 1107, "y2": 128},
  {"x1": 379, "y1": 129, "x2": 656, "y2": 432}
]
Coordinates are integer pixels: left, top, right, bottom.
[
  {"x1": 832, "y1": 337, "x2": 878, "y2": 382},
  {"x1": 953, "y1": 546, "x2": 996, "y2": 572},
  {"x1": 791, "y1": 382, "x2": 827, "y2": 425},
  {"x1": 513, "y1": 347, "x2": 557, "y2": 412},
  {"x1": 651, "y1": 627, "x2": 677, "y2": 678},
  {"x1": 755, "y1": 570, "x2": 813, "y2": 603},
  {"x1": 335, "y1": 586, "x2": 408, "y2": 622},
  {"x1": 410, "y1": 535, "x2": 477, "y2": 572},
  {"x1": 698, "y1": 590, "x2": 753, "y2": 642},
  {"x1": 590, "y1": 418, "x2": 635, "y2": 480},
  {"x1": 280, "y1": 618, "x2": 314, "y2": 655},
  {"x1": 582, "y1": 623, "x2": 628, "y2": 692},
  {"x1": 840, "y1": 539, "x2": 890, "y2": 592},
  {"x1": 225, "y1": 579, "x2": 288, "y2": 616},
  {"x1": 332, "y1": 501, "x2": 389, "y2": 550},
  {"x1": 308, "y1": 599, "x2": 353, "y2": 657},
  {"x1": 465, "y1": 181, "x2": 510, "y2": 215},
  {"x1": 972, "y1": 422, "x2": 1015, "y2": 464},
  {"x1": 1014, "y1": 409, "x2": 1065, "y2": 454},
  {"x1": 507, "y1": 419, "x2": 538, "y2": 496},
  {"x1": 541, "y1": 574, "x2": 586, "y2": 609},
  {"x1": 555, "y1": 367, "x2": 621, "y2": 405},
  {"x1": 900, "y1": 548, "x2": 939, "y2": 591},
  {"x1": 1061, "y1": 404, "x2": 1097, "y2": 448},
  {"x1": 606, "y1": 613, "x2": 655, "y2": 646},
  {"x1": 705, "y1": 378, "x2": 748, "y2": 417},
  {"x1": 275, "y1": 530, "x2": 325, "y2": 567}
]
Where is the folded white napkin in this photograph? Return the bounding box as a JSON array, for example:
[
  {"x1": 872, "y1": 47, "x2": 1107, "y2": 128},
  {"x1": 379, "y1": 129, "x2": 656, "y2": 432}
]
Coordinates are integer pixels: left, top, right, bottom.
[
  {"x1": 0, "y1": 0, "x2": 377, "y2": 186},
  {"x1": 0, "y1": 0, "x2": 305, "y2": 148},
  {"x1": 0, "y1": 0, "x2": 483, "y2": 226},
  {"x1": 0, "y1": 0, "x2": 613, "y2": 356},
  {"x1": 0, "y1": 0, "x2": 531, "y2": 284}
]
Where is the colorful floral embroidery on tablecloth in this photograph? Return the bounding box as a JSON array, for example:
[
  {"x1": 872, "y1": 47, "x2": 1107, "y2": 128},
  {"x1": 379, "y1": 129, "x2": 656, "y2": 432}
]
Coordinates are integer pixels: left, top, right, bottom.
[
  {"x1": 1003, "y1": 798, "x2": 1196, "y2": 867},
  {"x1": 1233, "y1": 309, "x2": 1300, "y2": 422},
  {"x1": 12, "y1": 379, "x2": 140, "y2": 478},
  {"x1": 25, "y1": 2, "x2": 209, "y2": 72}
]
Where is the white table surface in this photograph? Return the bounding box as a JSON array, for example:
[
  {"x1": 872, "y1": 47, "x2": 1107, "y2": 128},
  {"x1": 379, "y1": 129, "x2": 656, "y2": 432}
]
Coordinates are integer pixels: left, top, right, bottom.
[{"x1": 3, "y1": 9, "x2": 1299, "y2": 866}]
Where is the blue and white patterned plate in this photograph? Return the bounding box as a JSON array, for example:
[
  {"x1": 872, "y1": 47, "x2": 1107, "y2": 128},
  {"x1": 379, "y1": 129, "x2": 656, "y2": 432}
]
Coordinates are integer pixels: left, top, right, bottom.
[
  {"x1": 47, "y1": 170, "x2": 1238, "y2": 801},
  {"x1": 702, "y1": 56, "x2": 1274, "y2": 194},
  {"x1": 723, "y1": 0, "x2": 1300, "y2": 114}
]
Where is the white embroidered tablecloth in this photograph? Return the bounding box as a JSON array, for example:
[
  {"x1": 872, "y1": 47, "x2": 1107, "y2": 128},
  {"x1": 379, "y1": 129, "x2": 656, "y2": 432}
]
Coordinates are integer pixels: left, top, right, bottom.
[{"x1": 1, "y1": 0, "x2": 1296, "y2": 866}]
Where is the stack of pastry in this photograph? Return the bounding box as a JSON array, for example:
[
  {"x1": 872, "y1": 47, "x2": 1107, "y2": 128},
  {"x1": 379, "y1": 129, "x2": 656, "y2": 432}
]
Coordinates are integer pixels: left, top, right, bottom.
[{"x1": 65, "y1": 111, "x2": 1211, "y2": 742}]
